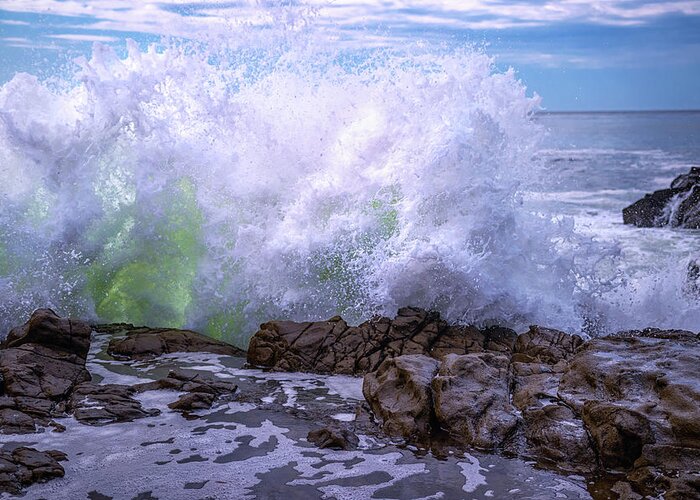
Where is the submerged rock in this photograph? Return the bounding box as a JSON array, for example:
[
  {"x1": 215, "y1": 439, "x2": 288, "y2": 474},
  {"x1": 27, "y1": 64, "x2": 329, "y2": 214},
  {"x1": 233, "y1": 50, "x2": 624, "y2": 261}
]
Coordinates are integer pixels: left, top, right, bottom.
[
  {"x1": 247, "y1": 307, "x2": 517, "y2": 375},
  {"x1": 69, "y1": 383, "x2": 161, "y2": 425},
  {"x1": 103, "y1": 324, "x2": 245, "y2": 360},
  {"x1": 134, "y1": 369, "x2": 238, "y2": 414},
  {"x1": 307, "y1": 427, "x2": 359, "y2": 450},
  {"x1": 622, "y1": 166, "x2": 700, "y2": 228}
]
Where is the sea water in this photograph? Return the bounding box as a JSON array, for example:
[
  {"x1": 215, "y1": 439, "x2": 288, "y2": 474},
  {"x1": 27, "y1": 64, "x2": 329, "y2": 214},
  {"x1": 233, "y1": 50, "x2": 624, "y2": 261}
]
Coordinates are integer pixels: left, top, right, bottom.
[{"x1": 0, "y1": 36, "x2": 698, "y2": 345}]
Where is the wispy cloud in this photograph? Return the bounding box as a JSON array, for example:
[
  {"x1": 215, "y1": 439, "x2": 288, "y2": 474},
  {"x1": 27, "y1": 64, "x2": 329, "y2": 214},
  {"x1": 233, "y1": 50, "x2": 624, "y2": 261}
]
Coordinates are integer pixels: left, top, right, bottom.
[
  {"x1": 1, "y1": 0, "x2": 699, "y2": 67},
  {"x1": 1, "y1": 0, "x2": 699, "y2": 37},
  {"x1": 0, "y1": 19, "x2": 30, "y2": 26},
  {"x1": 47, "y1": 34, "x2": 119, "y2": 43}
]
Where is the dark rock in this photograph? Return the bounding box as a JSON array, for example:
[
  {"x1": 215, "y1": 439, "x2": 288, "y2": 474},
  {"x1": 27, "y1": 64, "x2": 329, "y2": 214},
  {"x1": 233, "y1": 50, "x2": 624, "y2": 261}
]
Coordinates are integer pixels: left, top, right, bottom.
[
  {"x1": 307, "y1": 427, "x2": 359, "y2": 450},
  {"x1": 0, "y1": 408, "x2": 36, "y2": 434},
  {"x1": 685, "y1": 259, "x2": 700, "y2": 298},
  {"x1": 522, "y1": 404, "x2": 595, "y2": 473},
  {"x1": 0, "y1": 446, "x2": 66, "y2": 495},
  {"x1": 623, "y1": 166, "x2": 700, "y2": 228},
  {"x1": 582, "y1": 402, "x2": 654, "y2": 470},
  {"x1": 69, "y1": 383, "x2": 160, "y2": 425},
  {"x1": 2, "y1": 308, "x2": 92, "y2": 358},
  {"x1": 558, "y1": 331, "x2": 700, "y2": 496},
  {"x1": 0, "y1": 309, "x2": 92, "y2": 434},
  {"x1": 432, "y1": 352, "x2": 518, "y2": 450},
  {"x1": 103, "y1": 325, "x2": 244, "y2": 360},
  {"x1": 512, "y1": 325, "x2": 583, "y2": 364},
  {"x1": 509, "y1": 327, "x2": 593, "y2": 472},
  {"x1": 671, "y1": 167, "x2": 700, "y2": 190},
  {"x1": 135, "y1": 370, "x2": 237, "y2": 413},
  {"x1": 168, "y1": 392, "x2": 216, "y2": 411},
  {"x1": 0, "y1": 344, "x2": 90, "y2": 401},
  {"x1": 48, "y1": 420, "x2": 66, "y2": 433},
  {"x1": 362, "y1": 355, "x2": 439, "y2": 440},
  {"x1": 247, "y1": 307, "x2": 516, "y2": 375}
]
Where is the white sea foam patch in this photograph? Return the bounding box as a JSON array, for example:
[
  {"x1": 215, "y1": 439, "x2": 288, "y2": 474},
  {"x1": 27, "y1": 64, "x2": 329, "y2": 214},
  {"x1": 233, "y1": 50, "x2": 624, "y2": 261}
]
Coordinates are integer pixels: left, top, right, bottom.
[{"x1": 0, "y1": 35, "x2": 694, "y2": 342}]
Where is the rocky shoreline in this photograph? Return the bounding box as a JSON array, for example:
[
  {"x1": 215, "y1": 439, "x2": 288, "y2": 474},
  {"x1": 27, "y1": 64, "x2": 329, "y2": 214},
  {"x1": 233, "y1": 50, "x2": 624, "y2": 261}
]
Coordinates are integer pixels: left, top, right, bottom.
[{"x1": 0, "y1": 308, "x2": 698, "y2": 498}]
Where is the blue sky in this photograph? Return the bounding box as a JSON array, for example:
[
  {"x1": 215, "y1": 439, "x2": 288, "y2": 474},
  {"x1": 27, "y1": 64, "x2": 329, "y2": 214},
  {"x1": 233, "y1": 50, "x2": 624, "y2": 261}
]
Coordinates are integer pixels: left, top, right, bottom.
[{"x1": 1, "y1": 1, "x2": 699, "y2": 111}]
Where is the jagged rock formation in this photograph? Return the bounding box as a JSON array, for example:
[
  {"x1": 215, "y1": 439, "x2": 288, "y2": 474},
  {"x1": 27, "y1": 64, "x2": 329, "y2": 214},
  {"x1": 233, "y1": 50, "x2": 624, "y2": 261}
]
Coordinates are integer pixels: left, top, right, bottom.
[
  {"x1": 558, "y1": 329, "x2": 700, "y2": 499},
  {"x1": 364, "y1": 327, "x2": 700, "y2": 499},
  {"x1": 623, "y1": 166, "x2": 700, "y2": 228},
  {"x1": 102, "y1": 324, "x2": 245, "y2": 360},
  {"x1": 247, "y1": 306, "x2": 516, "y2": 375}
]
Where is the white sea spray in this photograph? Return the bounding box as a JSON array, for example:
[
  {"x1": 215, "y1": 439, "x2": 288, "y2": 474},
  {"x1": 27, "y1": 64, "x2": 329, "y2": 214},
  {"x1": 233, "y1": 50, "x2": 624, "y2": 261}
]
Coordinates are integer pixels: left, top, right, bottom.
[{"x1": 0, "y1": 32, "x2": 697, "y2": 343}]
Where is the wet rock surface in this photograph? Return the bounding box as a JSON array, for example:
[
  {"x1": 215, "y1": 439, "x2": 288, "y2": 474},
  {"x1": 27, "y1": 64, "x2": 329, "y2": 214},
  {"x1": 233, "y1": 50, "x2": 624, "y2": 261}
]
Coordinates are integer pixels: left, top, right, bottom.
[
  {"x1": 362, "y1": 354, "x2": 439, "y2": 440},
  {"x1": 247, "y1": 306, "x2": 517, "y2": 375},
  {"x1": 362, "y1": 323, "x2": 700, "y2": 498},
  {"x1": 307, "y1": 426, "x2": 359, "y2": 450},
  {"x1": 0, "y1": 310, "x2": 245, "y2": 494},
  {"x1": 1, "y1": 307, "x2": 698, "y2": 498},
  {"x1": 0, "y1": 309, "x2": 92, "y2": 433},
  {"x1": 0, "y1": 446, "x2": 66, "y2": 495},
  {"x1": 4, "y1": 338, "x2": 591, "y2": 500},
  {"x1": 622, "y1": 166, "x2": 700, "y2": 228},
  {"x1": 134, "y1": 369, "x2": 238, "y2": 413},
  {"x1": 68, "y1": 383, "x2": 161, "y2": 425},
  {"x1": 103, "y1": 324, "x2": 245, "y2": 360},
  {"x1": 432, "y1": 352, "x2": 518, "y2": 451},
  {"x1": 558, "y1": 331, "x2": 700, "y2": 499}
]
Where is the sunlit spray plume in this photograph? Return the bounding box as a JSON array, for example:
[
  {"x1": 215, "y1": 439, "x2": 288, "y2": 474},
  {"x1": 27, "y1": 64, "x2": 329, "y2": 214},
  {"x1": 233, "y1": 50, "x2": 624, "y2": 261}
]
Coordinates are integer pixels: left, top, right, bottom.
[{"x1": 0, "y1": 17, "x2": 696, "y2": 345}]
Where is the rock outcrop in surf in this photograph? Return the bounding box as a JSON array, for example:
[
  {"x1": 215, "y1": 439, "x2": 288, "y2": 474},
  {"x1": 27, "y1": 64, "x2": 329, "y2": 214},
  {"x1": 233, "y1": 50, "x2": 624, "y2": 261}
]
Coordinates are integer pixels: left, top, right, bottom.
[
  {"x1": 0, "y1": 310, "x2": 243, "y2": 494},
  {"x1": 2, "y1": 308, "x2": 699, "y2": 497},
  {"x1": 623, "y1": 166, "x2": 700, "y2": 228},
  {"x1": 248, "y1": 308, "x2": 700, "y2": 499}
]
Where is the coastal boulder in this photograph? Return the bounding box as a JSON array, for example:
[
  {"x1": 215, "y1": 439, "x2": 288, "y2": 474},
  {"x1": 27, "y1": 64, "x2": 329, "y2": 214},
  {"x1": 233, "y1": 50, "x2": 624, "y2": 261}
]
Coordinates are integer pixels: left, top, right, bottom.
[
  {"x1": 622, "y1": 166, "x2": 700, "y2": 228},
  {"x1": 362, "y1": 354, "x2": 439, "y2": 440},
  {"x1": 432, "y1": 352, "x2": 518, "y2": 450},
  {"x1": 307, "y1": 427, "x2": 359, "y2": 450},
  {"x1": 0, "y1": 309, "x2": 92, "y2": 431}
]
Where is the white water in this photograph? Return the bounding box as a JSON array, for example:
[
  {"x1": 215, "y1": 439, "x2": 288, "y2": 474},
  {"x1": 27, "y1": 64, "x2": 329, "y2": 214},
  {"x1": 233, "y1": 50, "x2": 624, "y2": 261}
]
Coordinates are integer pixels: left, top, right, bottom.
[{"x1": 0, "y1": 36, "x2": 697, "y2": 345}]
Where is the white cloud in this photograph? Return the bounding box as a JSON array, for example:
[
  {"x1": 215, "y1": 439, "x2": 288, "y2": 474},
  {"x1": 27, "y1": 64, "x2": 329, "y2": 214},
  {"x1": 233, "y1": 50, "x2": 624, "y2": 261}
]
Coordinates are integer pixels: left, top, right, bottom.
[
  {"x1": 0, "y1": 0, "x2": 698, "y2": 61},
  {"x1": 47, "y1": 34, "x2": 119, "y2": 42},
  {"x1": 1, "y1": 0, "x2": 698, "y2": 38},
  {"x1": 0, "y1": 20, "x2": 31, "y2": 26}
]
